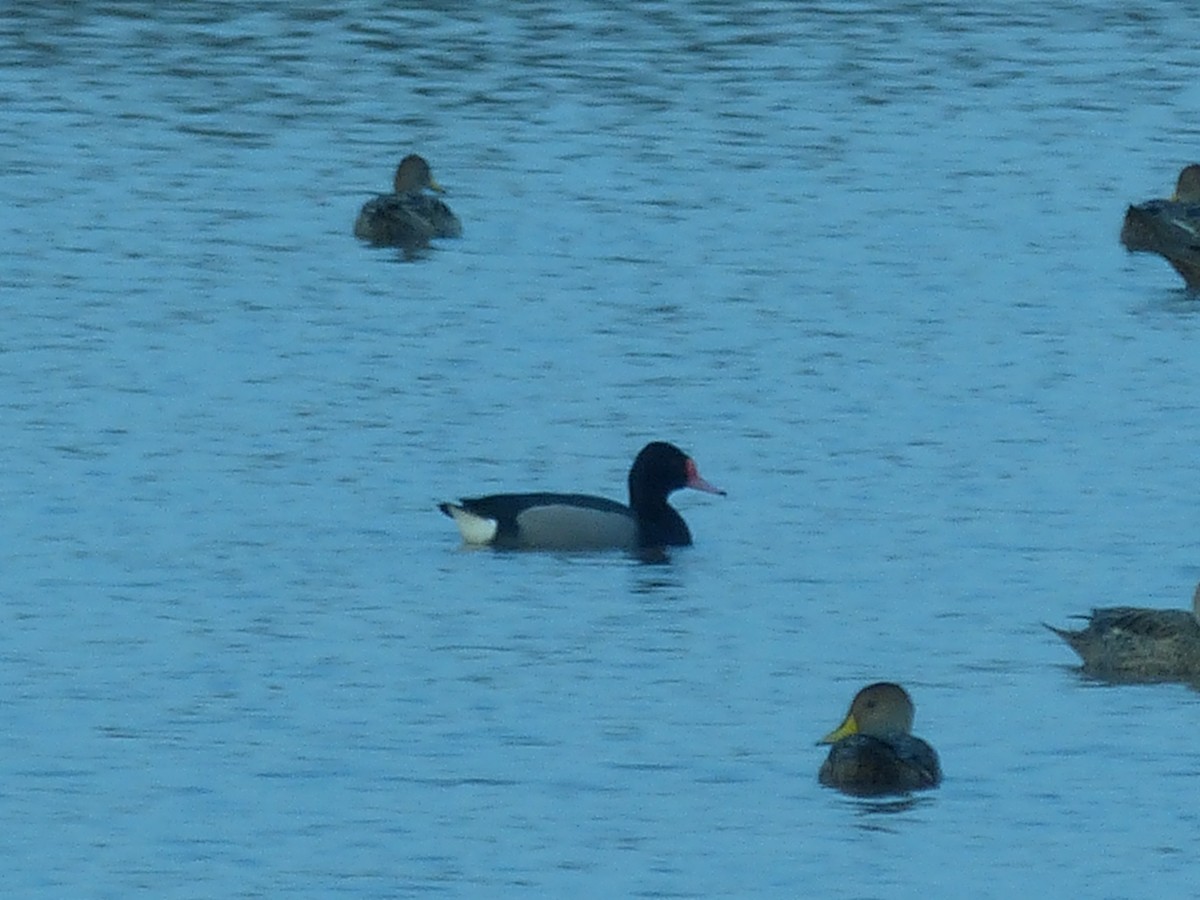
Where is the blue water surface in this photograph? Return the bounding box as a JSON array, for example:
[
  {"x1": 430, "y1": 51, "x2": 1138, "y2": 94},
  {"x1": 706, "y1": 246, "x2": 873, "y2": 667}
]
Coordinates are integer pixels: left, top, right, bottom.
[{"x1": 4, "y1": 2, "x2": 1200, "y2": 897}]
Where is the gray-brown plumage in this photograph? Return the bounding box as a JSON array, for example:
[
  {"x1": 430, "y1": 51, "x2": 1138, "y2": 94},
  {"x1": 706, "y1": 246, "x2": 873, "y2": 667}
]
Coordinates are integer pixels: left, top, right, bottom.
[
  {"x1": 1120, "y1": 164, "x2": 1200, "y2": 291},
  {"x1": 816, "y1": 682, "x2": 941, "y2": 796},
  {"x1": 1046, "y1": 582, "x2": 1200, "y2": 680},
  {"x1": 354, "y1": 154, "x2": 462, "y2": 249}
]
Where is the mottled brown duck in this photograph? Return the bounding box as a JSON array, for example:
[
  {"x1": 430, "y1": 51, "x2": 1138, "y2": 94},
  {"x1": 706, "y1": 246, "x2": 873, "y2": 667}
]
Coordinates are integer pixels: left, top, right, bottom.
[
  {"x1": 354, "y1": 154, "x2": 462, "y2": 248},
  {"x1": 1047, "y1": 582, "x2": 1200, "y2": 681},
  {"x1": 1120, "y1": 165, "x2": 1200, "y2": 290},
  {"x1": 816, "y1": 682, "x2": 941, "y2": 796}
]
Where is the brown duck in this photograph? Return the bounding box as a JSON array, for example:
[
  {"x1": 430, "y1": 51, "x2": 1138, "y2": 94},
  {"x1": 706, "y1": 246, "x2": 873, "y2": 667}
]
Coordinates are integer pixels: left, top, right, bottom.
[
  {"x1": 1120, "y1": 164, "x2": 1200, "y2": 290},
  {"x1": 1047, "y1": 582, "x2": 1200, "y2": 681},
  {"x1": 816, "y1": 682, "x2": 941, "y2": 796},
  {"x1": 354, "y1": 154, "x2": 463, "y2": 249}
]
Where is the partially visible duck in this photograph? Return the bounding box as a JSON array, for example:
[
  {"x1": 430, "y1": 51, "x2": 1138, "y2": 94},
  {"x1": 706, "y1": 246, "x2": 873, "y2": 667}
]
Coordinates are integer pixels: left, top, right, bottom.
[
  {"x1": 1046, "y1": 582, "x2": 1200, "y2": 681},
  {"x1": 1120, "y1": 164, "x2": 1200, "y2": 290},
  {"x1": 354, "y1": 154, "x2": 463, "y2": 248},
  {"x1": 438, "y1": 441, "x2": 725, "y2": 551},
  {"x1": 816, "y1": 682, "x2": 941, "y2": 796}
]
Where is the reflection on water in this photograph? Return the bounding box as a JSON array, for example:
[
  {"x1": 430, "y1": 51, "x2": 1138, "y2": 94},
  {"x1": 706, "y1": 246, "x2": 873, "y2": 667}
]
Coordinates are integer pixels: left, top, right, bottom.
[
  {"x1": 851, "y1": 794, "x2": 935, "y2": 823},
  {"x1": 4, "y1": 2, "x2": 1200, "y2": 898}
]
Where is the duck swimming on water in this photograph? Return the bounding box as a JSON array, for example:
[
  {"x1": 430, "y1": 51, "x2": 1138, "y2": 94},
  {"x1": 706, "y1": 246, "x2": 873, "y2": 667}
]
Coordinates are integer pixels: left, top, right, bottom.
[
  {"x1": 816, "y1": 682, "x2": 941, "y2": 796},
  {"x1": 1120, "y1": 164, "x2": 1200, "y2": 291},
  {"x1": 438, "y1": 441, "x2": 725, "y2": 551},
  {"x1": 354, "y1": 154, "x2": 463, "y2": 249},
  {"x1": 1046, "y1": 582, "x2": 1200, "y2": 681}
]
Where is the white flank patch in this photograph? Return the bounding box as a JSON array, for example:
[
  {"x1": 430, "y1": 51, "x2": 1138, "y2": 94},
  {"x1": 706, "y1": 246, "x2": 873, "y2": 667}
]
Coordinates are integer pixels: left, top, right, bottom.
[{"x1": 445, "y1": 505, "x2": 498, "y2": 545}]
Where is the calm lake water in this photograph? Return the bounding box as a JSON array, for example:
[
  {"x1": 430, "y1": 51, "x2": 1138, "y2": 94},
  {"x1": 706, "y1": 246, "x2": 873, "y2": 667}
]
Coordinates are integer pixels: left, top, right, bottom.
[{"x1": 5, "y1": 2, "x2": 1200, "y2": 897}]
